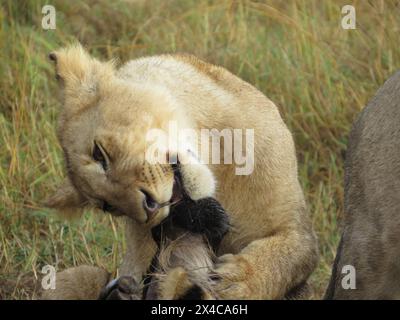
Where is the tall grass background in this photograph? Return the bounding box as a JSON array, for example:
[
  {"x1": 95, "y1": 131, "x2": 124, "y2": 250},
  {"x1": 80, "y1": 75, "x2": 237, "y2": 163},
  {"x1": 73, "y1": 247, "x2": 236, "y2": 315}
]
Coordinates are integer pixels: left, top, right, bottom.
[{"x1": 1, "y1": 0, "x2": 399, "y2": 299}]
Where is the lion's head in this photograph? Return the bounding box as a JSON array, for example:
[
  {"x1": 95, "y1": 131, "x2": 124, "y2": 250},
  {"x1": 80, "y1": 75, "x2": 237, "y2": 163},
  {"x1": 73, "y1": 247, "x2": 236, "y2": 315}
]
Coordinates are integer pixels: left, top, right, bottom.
[{"x1": 45, "y1": 44, "x2": 215, "y2": 226}]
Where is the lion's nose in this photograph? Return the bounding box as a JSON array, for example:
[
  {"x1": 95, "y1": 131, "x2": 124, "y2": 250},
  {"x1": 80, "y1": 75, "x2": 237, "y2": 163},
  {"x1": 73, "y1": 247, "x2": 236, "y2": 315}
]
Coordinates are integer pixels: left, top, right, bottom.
[{"x1": 140, "y1": 189, "x2": 160, "y2": 220}]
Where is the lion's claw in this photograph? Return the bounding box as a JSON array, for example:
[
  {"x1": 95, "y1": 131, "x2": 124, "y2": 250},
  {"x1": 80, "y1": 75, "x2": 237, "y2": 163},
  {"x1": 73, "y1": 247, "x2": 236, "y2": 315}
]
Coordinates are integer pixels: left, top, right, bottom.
[{"x1": 98, "y1": 276, "x2": 141, "y2": 300}]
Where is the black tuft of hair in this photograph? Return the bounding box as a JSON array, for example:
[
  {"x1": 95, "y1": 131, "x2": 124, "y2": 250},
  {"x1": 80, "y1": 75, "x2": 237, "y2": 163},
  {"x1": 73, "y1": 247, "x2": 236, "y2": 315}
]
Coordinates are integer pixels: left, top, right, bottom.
[
  {"x1": 152, "y1": 197, "x2": 230, "y2": 251},
  {"x1": 171, "y1": 197, "x2": 230, "y2": 250}
]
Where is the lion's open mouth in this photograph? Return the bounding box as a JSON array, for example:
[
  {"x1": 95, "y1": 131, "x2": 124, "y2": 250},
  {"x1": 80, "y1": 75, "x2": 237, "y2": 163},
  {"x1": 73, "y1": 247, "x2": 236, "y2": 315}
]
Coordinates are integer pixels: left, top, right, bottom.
[
  {"x1": 164, "y1": 173, "x2": 184, "y2": 207},
  {"x1": 171, "y1": 176, "x2": 183, "y2": 204}
]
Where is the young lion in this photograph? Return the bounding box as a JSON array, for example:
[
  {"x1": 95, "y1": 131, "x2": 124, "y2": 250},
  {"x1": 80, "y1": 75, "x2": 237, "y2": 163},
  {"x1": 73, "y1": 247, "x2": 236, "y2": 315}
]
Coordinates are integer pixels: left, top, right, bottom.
[{"x1": 43, "y1": 44, "x2": 318, "y2": 300}]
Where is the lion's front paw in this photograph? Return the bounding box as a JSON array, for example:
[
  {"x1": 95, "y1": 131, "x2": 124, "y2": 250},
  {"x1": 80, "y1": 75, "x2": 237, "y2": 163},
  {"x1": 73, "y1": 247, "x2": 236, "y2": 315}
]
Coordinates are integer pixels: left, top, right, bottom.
[
  {"x1": 98, "y1": 276, "x2": 141, "y2": 300},
  {"x1": 212, "y1": 254, "x2": 260, "y2": 300}
]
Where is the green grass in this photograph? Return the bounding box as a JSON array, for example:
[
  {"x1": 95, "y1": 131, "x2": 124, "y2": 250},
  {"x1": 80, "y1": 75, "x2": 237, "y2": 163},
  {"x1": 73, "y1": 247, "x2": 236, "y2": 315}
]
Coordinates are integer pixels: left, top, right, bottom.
[{"x1": 1, "y1": 0, "x2": 399, "y2": 299}]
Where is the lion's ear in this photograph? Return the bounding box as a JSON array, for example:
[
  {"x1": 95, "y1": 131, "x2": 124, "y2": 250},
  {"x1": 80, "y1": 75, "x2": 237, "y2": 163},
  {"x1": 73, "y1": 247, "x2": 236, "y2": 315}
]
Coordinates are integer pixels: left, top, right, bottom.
[
  {"x1": 49, "y1": 44, "x2": 96, "y2": 85},
  {"x1": 49, "y1": 44, "x2": 101, "y2": 86},
  {"x1": 45, "y1": 178, "x2": 86, "y2": 216},
  {"x1": 48, "y1": 44, "x2": 114, "y2": 115}
]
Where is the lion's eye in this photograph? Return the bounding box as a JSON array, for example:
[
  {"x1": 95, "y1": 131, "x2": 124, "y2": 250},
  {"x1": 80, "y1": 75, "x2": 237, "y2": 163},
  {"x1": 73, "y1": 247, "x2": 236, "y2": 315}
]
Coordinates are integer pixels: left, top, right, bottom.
[{"x1": 93, "y1": 142, "x2": 108, "y2": 171}]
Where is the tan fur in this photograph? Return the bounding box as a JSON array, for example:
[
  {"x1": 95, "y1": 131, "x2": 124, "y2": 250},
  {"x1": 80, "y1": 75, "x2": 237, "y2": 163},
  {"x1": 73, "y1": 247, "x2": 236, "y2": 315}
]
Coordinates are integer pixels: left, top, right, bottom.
[
  {"x1": 157, "y1": 267, "x2": 192, "y2": 300},
  {"x1": 153, "y1": 233, "x2": 216, "y2": 299},
  {"x1": 41, "y1": 265, "x2": 109, "y2": 300},
  {"x1": 44, "y1": 44, "x2": 318, "y2": 299}
]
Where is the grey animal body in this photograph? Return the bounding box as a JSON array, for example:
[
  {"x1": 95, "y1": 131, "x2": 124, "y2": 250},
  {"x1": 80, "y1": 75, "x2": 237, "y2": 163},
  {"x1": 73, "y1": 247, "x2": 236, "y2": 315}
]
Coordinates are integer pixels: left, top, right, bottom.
[{"x1": 325, "y1": 71, "x2": 400, "y2": 299}]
